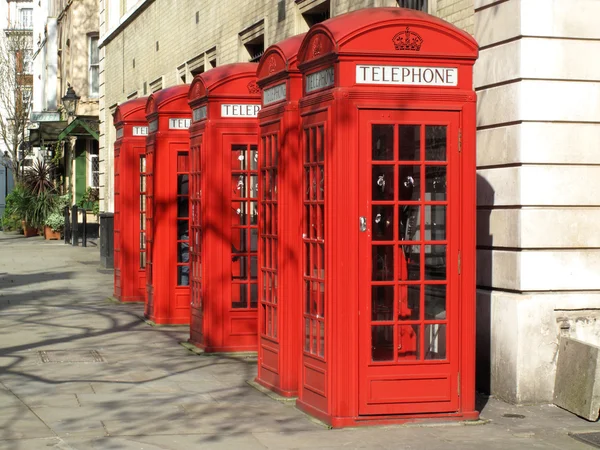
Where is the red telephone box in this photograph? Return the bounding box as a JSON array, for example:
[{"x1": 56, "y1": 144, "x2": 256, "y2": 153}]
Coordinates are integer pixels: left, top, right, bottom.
[
  {"x1": 254, "y1": 34, "x2": 305, "y2": 396},
  {"x1": 294, "y1": 8, "x2": 478, "y2": 427},
  {"x1": 187, "y1": 63, "x2": 261, "y2": 352},
  {"x1": 144, "y1": 85, "x2": 192, "y2": 325},
  {"x1": 113, "y1": 97, "x2": 149, "y2": 303}
]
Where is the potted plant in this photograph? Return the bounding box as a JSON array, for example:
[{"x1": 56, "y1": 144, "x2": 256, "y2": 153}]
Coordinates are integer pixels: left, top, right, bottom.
[
  {"x1": 4, "y1": 184, "x2": 36, "y2": 236},
  {"x1": 43, "y1": 212, "x2": 64, "y2": 240}
]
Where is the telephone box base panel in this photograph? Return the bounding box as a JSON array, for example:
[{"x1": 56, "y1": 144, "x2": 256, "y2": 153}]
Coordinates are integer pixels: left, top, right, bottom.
[
  {"x1": 145, "y1": 314, "x2": 190, "y2": 326},
  {"x1": 295, "y1": 400, "x2": 480, "y2": 429},
  {"x1": 254, "y1": 376, "x2": 298, "y2": 398},
  {"x1": 186, "y1": 341, "x2": 258, "y2": 354},
  {"x1": 115, "y1": 295, "x2": 145, "y2": 303}
]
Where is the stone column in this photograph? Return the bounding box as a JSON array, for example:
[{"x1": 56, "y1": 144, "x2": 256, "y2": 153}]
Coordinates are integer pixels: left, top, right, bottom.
[{"x1": 474, "y1": 0, "x2": 600, "y2": 403}]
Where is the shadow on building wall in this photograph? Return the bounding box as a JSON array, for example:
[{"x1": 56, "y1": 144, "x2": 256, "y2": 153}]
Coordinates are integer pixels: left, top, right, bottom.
[{"x1": 476, "y1": 173, "x2": 493, "y2": 403}]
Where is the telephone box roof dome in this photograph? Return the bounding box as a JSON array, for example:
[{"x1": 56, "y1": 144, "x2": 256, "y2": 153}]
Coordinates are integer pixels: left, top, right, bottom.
[
  {"x1": 145, "y1": 84, "x2": 191, "y2": 117},
  {"x1": 256, "y1": 33, "x2": 306, "y2": 82},
  {"x1": 298, "y1": 7, "x2": 478, "y2": 65},
  {"x1": 188, "y1": 63, "x2": 260, "y2": 103},
  {"x1": 113, "y1": 97, "x2": 147, "y2": 125}
]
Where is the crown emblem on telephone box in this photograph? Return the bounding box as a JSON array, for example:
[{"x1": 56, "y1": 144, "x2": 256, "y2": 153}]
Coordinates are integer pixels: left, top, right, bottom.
[{"x1": 392, "y1": 27, "x2": 424, "y2": 51}]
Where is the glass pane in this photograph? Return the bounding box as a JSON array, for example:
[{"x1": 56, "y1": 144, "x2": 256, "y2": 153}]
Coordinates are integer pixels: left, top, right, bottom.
[
  {"x1": 271, "y1": 137, "x2": 278, "y2": 167},
  {"x1": 232, "y1": 228, "x2": 246, "y2": 253},
  {"x1": 305, "y1": 280, "x2": 311, "y2": 313},
  {"x1": 250, "y1": 228, "x2": 258, "y2": 252},
  {"x1": 177, "y1": 174, "x2": 189, "y2": 195},
  {"x1": 426, "y1": 126, "x2": 446, "y2": 161},
  {"x1": 177, "y1": 242, "x2": 189, "y2": 263},
  {"x1": 372, "y1": 124, "x2": 394, "y2": 161},
  {"x1": 399, "y1": 284, "x2": 420, "y2": 320},
  {"x1": 372, "y1": 165, "x2": 394, "y2": 201},
  {"x1": 318, "y1": 166, "x2": 324, "y2": 200},
  {"x1": 371, "y1": 285, "x2": 393, "y2": 321},
  {"x1": 317, "y1": 126, "x2": 324, "y2": 162},
  {"x1": 372, "y1": 205, "x2": 394, "y2": 241},
  {"x1": 318, "y1": 321, "x2": 325, "y2": 357},
  {"x1": 399, "y1": 205, "x2": 420, "y2": 241},
  {"x1": 250, "y1": 145, "x2": 258, "y2": 170},
  {"x1": 140, "y1": 175, "x2": 146, "y2": 192},
  {"x1": 399, "y1": 244, "x2": 420, "y2": 281},
  {"x1": 232, "y1": 145, "x2": 247, "y2": 170},
  {"x1": 304, "y1": 243, "x2": 310, "y2": 276},
  {"x1": 177, "y1": 265, "x2": 189, "y2": 286},
  {"x1": 425, "y1": 166, "x2": 446, "y2": 201},
  {"x1": 372, "y1": 245, "x2": 394, "y2": 281},
  {"x1": 177, "y1": 196, "x2": 189, "y2": 218},
  {"x1": 232, "y1": 284, "x2": 247, "y2": 308},
  {"x1": 304, "y1": 129, "x2": 310, "y2": 163},
  {"x1": 232, "y1": 202, "x2": 246, "y2": 225},
  {"x1": 232, "y1": 256, "x2": 247, "y2": 279},
  {"x1": 140, "y1": 156, "x2": 146, "y2": 172},
  {"x1": 319, "y1": 243, "x2": 324, "y2": 279},
  {"x1": 250, "y1": 283, "x2": 258, "y2": 308},
  {"x1": 305, "y1": 318, "x2": 310, "y2": 351},
  {"x1": 233, "y1": 175, "x2": 246, "y2": 197},
  {"x1": 319, "y1": 282, "x2": 324, "y2": 317},
  {"x1": 250, "y1": 201, "x2": 258, "y2": 225},
  {"x1": 273, "y1": 275, "x2": 278, "y2": 303},
  {"x1": 398, "y1": 165, "x2": 420, "y2": 202},
  {"x1": 304, "y1": 168, "x2": 310, "y2": 200},
  {"x1": 426, "y1": 205, "x2": 446, "y2": 241},
  {"x1": 177, "y1": 220, "x2": 188, "y2": 241},
  {"x1": 398, "y1": 325, "x2": 419, "y2": 360},
  {"x1": 140, "y1": 251, "x2": 146, "y2": 269},
  {"x1": 250, "y1": 256, "x2": 258, "y2": 279},
  {"x1": 425, "y1": 324, "x2": 446, "y2": 360},
  {"x1": 140, "y1": 212, "x2": 146, "y2": 231},
  {"x1": 425, "y1": 245, "x2": 446, "y2": 280},
  {"x1": 425, "y1": 284, "x2": 446, "y2": 320},
  {"x1": 250, "y1": 175, "x2": 258, "y2": 198},
  {"x1": 399, "y1": 125, "x2": 420, "y2": 161},
  {"x1": 372, "y1": 325, "x2": 394, "y2": 361}
]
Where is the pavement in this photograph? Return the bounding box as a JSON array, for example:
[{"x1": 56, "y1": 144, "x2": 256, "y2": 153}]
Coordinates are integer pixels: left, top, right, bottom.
[{"x1": 0, "y1": 231, "x2": 599, "y2": 450}]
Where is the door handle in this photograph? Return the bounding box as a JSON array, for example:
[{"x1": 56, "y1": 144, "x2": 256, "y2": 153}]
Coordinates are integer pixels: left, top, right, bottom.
[{"x1": 359, "y1": 216, "x2": 367, "y2": 232}]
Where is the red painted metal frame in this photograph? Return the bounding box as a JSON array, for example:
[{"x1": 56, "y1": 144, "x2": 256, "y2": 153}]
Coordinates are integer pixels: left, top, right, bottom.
[
  {"x1": 113, "y1": 97, "x2": 148, "y2": 303},
  {"x1": 187, "y1": 63, "x2": 261, "y2": 352},
  {"x1": 254, "y1": 34, "x2": 306, "y2": 397},
  {"x1": 144, "y1": 85, "x2": 192, "y2": 325},
  {"x1": 293, "y1": 7, "x2": 479, "y2": 427}
]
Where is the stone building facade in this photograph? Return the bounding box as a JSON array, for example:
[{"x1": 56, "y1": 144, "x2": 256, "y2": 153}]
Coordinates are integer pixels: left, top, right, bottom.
[{"x1": 99, "y1": 0, "x2": 600, "y2": 405}]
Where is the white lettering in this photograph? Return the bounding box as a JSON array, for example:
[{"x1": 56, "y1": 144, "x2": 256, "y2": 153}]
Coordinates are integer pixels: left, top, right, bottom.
[
  {"x1": 132, "y1": 126, "x2": 148, "y2": 136},
  {"x1": 220, "y1": 104, "x2": 261, "y2": 118},
  {"x1": 169, "y1": 118, "x2": 191, "y2": 129},
  {"x1": 356, "y1": 65, "x2": 458, "y2": 87},
  {"x1": 305, "y1": 66, "x2": 335, "y2": 93}
]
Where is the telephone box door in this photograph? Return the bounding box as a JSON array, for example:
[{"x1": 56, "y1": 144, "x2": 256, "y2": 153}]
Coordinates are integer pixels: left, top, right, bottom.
[
  {"x1": 359, "y1": 109, "x2": 461, "y2": 415},
  {"x1": 226, "y1": 134, "x2": 259, "y2": 349}
]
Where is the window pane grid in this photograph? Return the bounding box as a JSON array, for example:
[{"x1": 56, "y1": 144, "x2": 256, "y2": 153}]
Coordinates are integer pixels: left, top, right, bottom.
[
  {"x1": 370, "y1": 123, "x2": 449, "y2": 364},
  {"x1": 176, "y1": 151, "x2": 190, "y2": 286},
  {"x1": 260, "y1": 134, "x2": 278, "y2": 338},
  {"x1": 191, "y1": 138, "x2": 202, "y2": 308},
  {"x1": 232, "y1": 144, "x2": 258, "y2": 310},
  {"x1": 303, "y1": 125, "x2": 325, "y2": 359}
]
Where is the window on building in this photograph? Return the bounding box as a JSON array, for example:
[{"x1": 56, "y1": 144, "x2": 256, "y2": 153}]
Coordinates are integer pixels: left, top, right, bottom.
[
  {"x1": 20, "y1": 8, "x2": 33, "y2": 29},
  {"x1": 239, "y1": 21, "x2": 265, "y2": 63},
  {"x1": 397, "y1": 0, "x2": 428, "y2": 11},
  {"x1": 23, "y1": 50, "x2": 33, "y2": 75},
  {"x1": 89, "y1": 142, "x2": 100, "y2": 188},
  {"x1": 21, "y1": 87, "x2": 31, "y2": 107},
  {"x1": 149, "y1": 77, "x2": 163, "y2": 93},
  {"x1": 89, "y1": 35, "x2": 99, "y2": 97},
  {"x1": 298, "y1": 0, "x2": 330, "y2": 28}
]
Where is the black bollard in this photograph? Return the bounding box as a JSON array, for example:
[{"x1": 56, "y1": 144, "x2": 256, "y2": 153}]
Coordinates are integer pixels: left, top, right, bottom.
[
  {"x1": 63, "y1": 206, "x2": 70, "y2": 244},
  {"x1": 71, "y1": 205, "x2": 78, "y2": 246},
  {"x1": 81, "y1": 209, "x2": 87, "y2": 247}
]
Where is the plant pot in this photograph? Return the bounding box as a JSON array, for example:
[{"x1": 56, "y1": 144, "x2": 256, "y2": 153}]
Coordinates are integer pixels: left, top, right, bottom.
[
  {"x1": 21, "y1": 221, "x2": 38, "y2": 237},
  {"x1": 44, "y1": 226, "x2": 61, "y2": 240}
]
